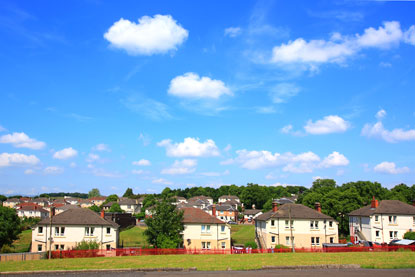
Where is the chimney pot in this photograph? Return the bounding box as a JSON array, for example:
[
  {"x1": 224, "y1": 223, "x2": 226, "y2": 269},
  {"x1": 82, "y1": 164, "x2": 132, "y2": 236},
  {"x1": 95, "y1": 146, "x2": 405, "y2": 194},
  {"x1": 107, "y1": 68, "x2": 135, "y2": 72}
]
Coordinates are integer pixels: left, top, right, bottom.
[
  {"x1": 212, "y1": 204, "x2": 216, "y2": 216},
  {"x1": 371, "y1": 196, "x2": 379, "y2": 209},
  {"x1": 315, "y1": 202, "x2": 321, "y2": 213},
  {"x1": 272, "y1": 200, "x2": 278, "y2": 212},
  {"x1": 101, "y1": 210, "x2": 105, "y2": 218}
]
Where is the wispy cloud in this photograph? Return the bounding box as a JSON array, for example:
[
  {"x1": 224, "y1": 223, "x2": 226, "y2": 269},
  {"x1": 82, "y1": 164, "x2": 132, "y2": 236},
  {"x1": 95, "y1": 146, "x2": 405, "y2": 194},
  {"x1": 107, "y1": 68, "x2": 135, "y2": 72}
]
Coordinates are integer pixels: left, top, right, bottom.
[{"x1": 121, "y1": 95, "x2": 172, "y2": 121}]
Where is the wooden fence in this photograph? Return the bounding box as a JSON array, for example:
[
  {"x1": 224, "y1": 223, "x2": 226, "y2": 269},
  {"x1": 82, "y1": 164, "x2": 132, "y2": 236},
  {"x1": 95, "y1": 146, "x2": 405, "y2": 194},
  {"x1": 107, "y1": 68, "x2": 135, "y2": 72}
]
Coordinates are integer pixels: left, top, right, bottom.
[{"x1": 0, "y1": 252, "x2": 46, "y2": 262}]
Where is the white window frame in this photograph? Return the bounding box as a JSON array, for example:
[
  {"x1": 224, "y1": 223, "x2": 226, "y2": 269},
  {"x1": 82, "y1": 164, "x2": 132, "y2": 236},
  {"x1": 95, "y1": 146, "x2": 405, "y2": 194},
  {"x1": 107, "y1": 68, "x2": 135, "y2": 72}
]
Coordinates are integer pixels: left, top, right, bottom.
[
  {"x1": 376, "y1": 230, "x2": 380, "y2": 237},
  {"x1": 221, "y1": 225, "x2": 225, "y2": 232},
  {"x1": 85, "y1": 227, "x2": 95, "y2": 237},
  {"x1": 54, "y1": 227, "x2": 65, "y2": 237},
  {"x1": 375, "y1": 215, "x2": 379, "y2": 221},
  {"x1": 271, "y1": 236, "x2": 275, "y2": 243},
  {"x1": 106, "y1": 227, "x2": 111, "y2": 235},
  {"x1": 329, "y1": 221, "x2": 333, "y2": 228},
  {"x1": 38, "y1": 226, "x2": 43, "y2": 234},
  {"x1": 37, "y1": 244, "x2": 42, "y2": 252},
  {"x1": 271, "y1": 220, "x2": 275, "y2": 226},
  {"x1": 311, "y1": 237, "x2": 315, "y2": 246},
  {"x1": 221, "y1": 242, "x2": 226, "y2": 249},
  {"x1": 286, "y1": 236, "x2": 290, "y2": 245},
  {"x1": 330, "y1": 237, "x2": 334, "y2": 243},
  {"x1": 201, "y1": 225, "x2": 211, "y2": 233}
]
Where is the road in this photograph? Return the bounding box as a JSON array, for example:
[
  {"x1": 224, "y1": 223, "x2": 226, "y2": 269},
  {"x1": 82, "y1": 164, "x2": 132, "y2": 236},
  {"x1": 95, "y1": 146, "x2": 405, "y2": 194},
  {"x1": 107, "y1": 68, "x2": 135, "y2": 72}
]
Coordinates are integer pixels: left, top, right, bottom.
[{"x1": 3, "y1": 269, "x2": 415, "y2": 277}]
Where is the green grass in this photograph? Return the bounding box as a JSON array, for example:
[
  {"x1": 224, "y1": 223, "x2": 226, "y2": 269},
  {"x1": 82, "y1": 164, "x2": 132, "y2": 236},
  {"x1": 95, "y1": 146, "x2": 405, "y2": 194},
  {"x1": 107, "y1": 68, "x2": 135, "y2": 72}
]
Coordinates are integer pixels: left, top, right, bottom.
[
  {"x1": 119, "y1": 226, "x2": 149, "y2": 248},
  {"x1": 1, "y1": 252, "x2": 415, "y2": 272},
  {"x1": 10, "y1": 229, "x2": 32, "y2": 253},
  {"x1": 231, "y1": 225, "x2": 255, "y2": 245}
]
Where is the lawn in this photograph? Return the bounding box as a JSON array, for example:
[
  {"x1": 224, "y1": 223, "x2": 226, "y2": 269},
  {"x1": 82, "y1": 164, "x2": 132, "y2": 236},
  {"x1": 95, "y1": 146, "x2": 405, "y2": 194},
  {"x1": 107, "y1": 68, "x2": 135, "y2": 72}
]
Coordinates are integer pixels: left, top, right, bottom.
[
  {"x1": 231, "y1": 225, "x2": 255, "y2": 245},
  {"x1": 1, "y1": 252, "x2": 415, "y2": 272},
  {"x1": 9, "y1": 229, "x2": 32, "y2": 253},
  {"x1": 119, "y1": 226, "x2": 149, "y2": 248}
]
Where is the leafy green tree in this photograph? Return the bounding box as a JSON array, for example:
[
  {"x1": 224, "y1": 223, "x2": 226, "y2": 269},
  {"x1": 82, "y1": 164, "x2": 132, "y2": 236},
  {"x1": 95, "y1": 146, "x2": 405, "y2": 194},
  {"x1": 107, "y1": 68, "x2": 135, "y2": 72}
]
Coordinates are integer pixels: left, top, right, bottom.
[
  {"x1": 103, "y1": 194, "x2": 119, "y2": 205},
  {"x1": 143, "y1": 194, "x2": 157, "y2": 209},
  {"x1": 0, "y1": 207, "x2": 22, "y2": 249},
  {"x1": 88, "y1": 188, "x2": 101, "y2": 198},
  {"x1": 0, "y1": 195, "x2": 7, "y2": 202},
  {"x1": 123, "y1": 188, "x2": 134, "y2": 198},
  {"x1": 109, "y1": 203, "x2": 123, "y2": 213},
  {"x1": 144, "y1": 197, "x2": 184, "y2": 248},
  {"x1": 404, "y1": 232, "x2": 415, "y2": 240},
  {"x1": 161, "y1": 187, "x2": 172, "y2": 198},
  {"x1": 89, "y1": 205, "x2": 101, "y2": 213}
]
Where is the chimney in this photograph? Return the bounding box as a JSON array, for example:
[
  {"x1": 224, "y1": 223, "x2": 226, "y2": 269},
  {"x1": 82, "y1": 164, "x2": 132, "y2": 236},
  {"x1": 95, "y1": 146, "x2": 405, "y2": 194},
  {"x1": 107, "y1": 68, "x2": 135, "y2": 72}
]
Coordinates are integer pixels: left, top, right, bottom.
[
  {"x1": 272, "y1": 200, "x2": 278, "y2": 212},
  {"x1": 101, "y1": 210, "x2": 105, "y2": 218},
  {"x1": 252, "y1": 204, "x2": 256, "y2": 210},
  {"x1": 315, "y1": 202, "x2": 321, "y2": 213},
  {"x1": 371, "y1": 196, "x2": 379, "y2": 209},
  {"x1": 212, "y1": 204, "x2": 216, "y2": 216}
]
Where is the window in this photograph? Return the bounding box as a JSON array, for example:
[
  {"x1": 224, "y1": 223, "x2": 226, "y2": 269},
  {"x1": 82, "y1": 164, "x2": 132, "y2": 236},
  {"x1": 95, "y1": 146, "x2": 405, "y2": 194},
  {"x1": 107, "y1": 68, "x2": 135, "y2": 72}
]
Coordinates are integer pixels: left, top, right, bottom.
[
  {"x1": 286, "y1": 236, "x2": 290, "y2": 245},
  {"x1": 329, "y1": 221, "x2": 333, "y2": 228},
  {"x1": 54, "y1": 227, "x2": 65, "y2": 236},
  {"x1": 376, "y1": 231, "x2": 380, "y2": 237},
  {"x1": 221, "y1": 225, "x2": 225, "y2": 232},
  {"x1": 315, "y1": 221, "x2": 318, "y2": 229},
  {"x1": 201, "y1": 225, "x2": 211, "y2": 233},
  {"x1": 310, "y1": 221, "x2": 314, "y2": 228},
  {"x1": 106, "y1": 227, "x2": 111, "y2": 235},
  {"x1": 389, "y1": 216, "x2": 397, "y2": 224},
  {"x1": 221, "y1": 242, "x2": 226, "y2": 249},
  {"x1": 271, "y1": 220, "x2": 275, "y2": 226},
  {"x1": 37, "y1": 244, "x2": 42, "y2": 252},
  {"x1": 316, "y1": 237, "x2": 320, "y2": 245},
  {"x1": 375, "y1": 215, "x2": 379, "y2": 221},
  {"x1": 271, "y1": 236, "x2": 275, "y2": 243},
  {"x1": 311, "y1": 237, "x2": 315, "y2": 245},
  {"x1": 310, "y1": 221, "x2": 319, "y2": 229},
  {"x1": 60, "y1": 244, "x2": 64, "y2": 250},
  {"x1": 285, "y1": 220, "x2": 294, "y2": 229},
  {"x1": 389, "y1": 231, "x2": 398, "y2": 239},
  {"x1": 85, "y1": 227, "x2": 95, "y2": 236},
  {"x1": 127, "y1": 205, "x2": 131, "y2": 209},
  {"x1": 202, "y1": 242, "x2": 211, "y2": 249},
  {"x1": 207, "y1": 242, "x2": 211, "y2": 249},
  {"x1": 330, "y1": 237, "x2": 334, "y2": 243},
  {"x1": 106, "y1": 244, "x2": 111, "y2": 250},
  {"x1": 413, "y1": 217, "x2": 415, "y2": 225},
  {"x1": 311, "y1": 237, "x2": 320, "y2": 246},
  {"x1": 55, "y1": 244, "x2": 59, "y2": 250},
  {"x1": 38, "y1": 226, "x2": 43, "y2": 234}
]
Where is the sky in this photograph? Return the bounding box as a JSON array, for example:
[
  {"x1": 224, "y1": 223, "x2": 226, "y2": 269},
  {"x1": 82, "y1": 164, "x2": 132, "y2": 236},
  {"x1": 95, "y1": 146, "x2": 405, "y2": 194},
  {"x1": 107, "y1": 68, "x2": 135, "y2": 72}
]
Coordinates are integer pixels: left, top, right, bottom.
[{"x1": 0, "y1": 0, "x2": 415, "y2": 196}]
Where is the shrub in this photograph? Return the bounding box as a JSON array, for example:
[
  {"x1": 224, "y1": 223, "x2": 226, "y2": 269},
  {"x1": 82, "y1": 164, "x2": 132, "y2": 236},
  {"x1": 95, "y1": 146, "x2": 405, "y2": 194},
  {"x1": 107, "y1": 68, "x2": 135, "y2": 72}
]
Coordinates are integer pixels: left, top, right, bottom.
[
  {"x1": 403, "y1": 231, "x2": 415, "y2": 240},
  {"x1": 74, "y1": 240, "x2": 99, "y2": 250},
  {"x1": 244, "y1": 241, "x2": 258, "y2": 249},
  {"x1": 275, "y1": 244, "x2": 289, "y2": 249}
]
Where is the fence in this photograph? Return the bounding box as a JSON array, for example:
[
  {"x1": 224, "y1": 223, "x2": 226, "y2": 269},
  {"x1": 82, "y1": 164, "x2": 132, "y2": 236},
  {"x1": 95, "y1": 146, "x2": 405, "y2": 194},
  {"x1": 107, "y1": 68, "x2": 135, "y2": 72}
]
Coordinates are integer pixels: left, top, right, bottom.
[
  {"x1": 0, "y1": 252, "x2": 46, "y2": 262},
  {"x1": 49, "y1": 245, "x2": 415, "y2": 259}
]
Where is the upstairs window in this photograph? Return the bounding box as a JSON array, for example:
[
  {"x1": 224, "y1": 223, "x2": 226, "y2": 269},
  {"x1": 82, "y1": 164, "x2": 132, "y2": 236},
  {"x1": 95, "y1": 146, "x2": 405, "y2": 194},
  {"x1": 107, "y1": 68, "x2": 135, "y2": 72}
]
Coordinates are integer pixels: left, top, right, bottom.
[
  {"x1": 388, "y1": 216, "x2": 397, "y2": 224},
  {"x1": 85, "y1": 227, "x2": 95, "y2": 236},
  {"x1": 221, "y1": 225, "x2": 225, "y2": 232},
  {"x1": 285, "y1": 220, "x2": 294, "y2": 229},
  {"x1": 329, "y1": 221, "x2": 333, "y2": 228},
  {"x1": 201, "y1": 225, "x2": 211, "y2": 233},
  {"x1": 54, "y1": 227, "x2": 65, "y2": 237},
  {"x1": 106, "y1": 227, "x2": 111, "y2": 235},
  {"x1": 375, "y1": 215, "x2": 379, "y2": 221},
  {"x1": 271, "y1": 220, "x2": 275, "y2": 226},
  {"x1": 38, "y1": 226, "x2": 43, "y2": 234}
]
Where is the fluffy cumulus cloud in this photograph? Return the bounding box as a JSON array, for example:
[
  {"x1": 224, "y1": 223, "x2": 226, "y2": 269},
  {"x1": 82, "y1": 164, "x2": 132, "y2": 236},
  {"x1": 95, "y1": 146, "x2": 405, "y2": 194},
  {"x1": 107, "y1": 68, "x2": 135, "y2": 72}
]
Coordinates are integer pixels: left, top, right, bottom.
[
  {"x1": 168, "y1": 73, "x2": 232, "y2": 99},
  {"x1": 161, "y1": 159, "x2": 197, "y2": 175},
  {"x1": 374, "y1": 161, "x2": 410, "y2": 174},
  {"x1": 0, "y1": 132, "x2": 45, "y2": 150},
  {"x1": 362, "y1": 110, "x2": 415, "y2": 143},
  {"x1": 86, "y1": 153, "x2": 100, "y2": 163},
  {"x1": 53, "y1": 147, "x2": 78, "y2": 160},
  {"x1": 271, "y1": 21, "x2": 415, "y2": 66},
  {"x1": 44, "y1": 166, "x2": 64, "y2": 175},
  {"x1": 104, "y1": 14, "x2": 188, "y2": 55},
  {"x1": 231, "y1": 149, "x2": 348, "y2": 173},
  {"x1": 224, "y1": 27, "x2": 242, "y2": 37},
  {"x1": 157, "y1": 137, "x2": 220, "y2": 157},
  {"x1": 304, "y1": 115, "x2": 350, "y2": 135},
  {"x1": 0, "y1": 153, "x2": 40, "y2": 167},
  {"x1": 132, "y1": 159, "x2": 151, "y2": 166},
  {"x1": 92, "y1": 143, "x2": 111, "y2": 152},
  {"x1": 270, "y1": 83, "x2": 301, "y2": 104}
]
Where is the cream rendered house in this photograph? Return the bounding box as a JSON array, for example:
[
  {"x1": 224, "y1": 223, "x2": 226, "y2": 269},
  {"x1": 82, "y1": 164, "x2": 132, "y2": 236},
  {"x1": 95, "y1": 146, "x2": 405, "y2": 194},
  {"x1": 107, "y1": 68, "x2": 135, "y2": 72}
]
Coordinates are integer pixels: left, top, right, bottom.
[
  {"x1": 17, "y1": 206, "x2": 49, "y2": 219},
  {"x1": 118, "y1": 198, "x2": 141, "y2": 214},
  {"x1": 255, "y1": 202, "x2": 338, "y2": 249},
  {"x1": 31, "y1": 208, "x2": 119, "y2": 252},
  {"x1": 349, "y1": 197, "x2": 415, "y2": 244},
  {"x1": 181, "y1": 207, "x2": 231, "y2": 250},
  {"x1": 3, "y1": 198, "x2": 20, "y2": 208}
]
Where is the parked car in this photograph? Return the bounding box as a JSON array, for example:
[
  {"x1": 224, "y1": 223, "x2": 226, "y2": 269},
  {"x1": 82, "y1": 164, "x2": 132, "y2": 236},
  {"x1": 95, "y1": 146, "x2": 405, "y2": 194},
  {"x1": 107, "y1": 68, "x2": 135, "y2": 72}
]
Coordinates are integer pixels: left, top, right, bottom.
[{"x1": 227, "y1": 221, "x2": 237, "y2": 224}]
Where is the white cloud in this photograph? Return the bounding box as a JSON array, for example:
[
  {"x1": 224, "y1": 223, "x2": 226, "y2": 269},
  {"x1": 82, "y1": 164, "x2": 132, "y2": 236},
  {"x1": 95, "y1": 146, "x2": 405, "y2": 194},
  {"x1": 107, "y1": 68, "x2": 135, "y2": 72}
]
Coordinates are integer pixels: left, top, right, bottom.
[
  {"x1": 362, "y1": 121, "x2": 415, "y2": 143},
  {"x1": 0, "y1": 153, "x2": 40, "y2": 167},
  {"x1": 138, "y1": 133, "x2": 151, "y2": 146},
  {"x1": 92, "y1": 143, "x2": 111, "y2": 152},
  {"x1": 0, "y1": 132, "x2": 46, "y2": 150},
  {"x1": 104, "y1": 14, "x2": 188, "y2": 55},
  {"x1": 92, "y1": 168, "x2": 122, "y2": 178},
  {"x1": 376, "y1": 109, "x2": 387, "y2": 120},
  {"x1": 152, "y1": 178, "x2": 173, "y2": 185},
  {"x1": 157, "y1": 137, "x2": 220, "y2": 157},
  {"x1": 255, "y1": 106, "x2": 277, "y2": 114},
  {"x1": 132, "y1": 159, "x2": 151, "y2": 166},
  {"x1": 161, "y1": 159, "x2": 197, "y2": 175},
  {"x1": 24, "y1": 169, "x2": 35, "y2": 175},
  {"x1": 271, "y1": 21, "x2": 415, "y2": 66},
  {"x1": 200, "y1": 170, "x2": 230, "y2": 177},
  {"x1": 281, "y1": 125, "x2": 293, "y2": 134},
  {"x1": 374, "y1": 161, "x2": 410, "y2": 174},
  {"x1": 44, "y1": 166, "x2": 64, "y2": 175},
  {"x1": 132, "y1": 169, "x2": 145, "y2": 175},
  {"x1": 121, "y1": 96, "x2": 172, "y2": 121},
  {"x1": 53, "y1": 147, "x2": 78, "y2": 160},
  {"x1": 320, "y1": 151, "x2": 349, "y2": 168},
  {"x1": 224, "y1": 144, "x2": 232, "y2": 152},
  {"x1": 220, "y1": 158, "x2": 234, "y2": 165},
  {"x1": 0, "y1": 125, "x2": 6, "y2": 132},
  {"x1": 270, "y1": 83, "x2": 300, "y2": 103},
  {"x1": 168, "y1": 73, "x2": 232, "y2": 99},
  {"x1": 224, "y1": 27, "x2": 242, "y2": 38},
  {"x1": 86, "y1": 153, "x2": 100, "y2": 163},
  {"x1": 304, "y1": 115, "x2": 350, "y2": 135},
  {"x1": 69, "y1": 162, "x2": 77, "y2": 168}
]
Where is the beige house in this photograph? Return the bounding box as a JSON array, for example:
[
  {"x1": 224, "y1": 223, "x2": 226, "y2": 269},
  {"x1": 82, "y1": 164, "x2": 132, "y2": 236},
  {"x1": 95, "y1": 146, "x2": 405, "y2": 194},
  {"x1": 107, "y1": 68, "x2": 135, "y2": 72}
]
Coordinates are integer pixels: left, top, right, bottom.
[
  {"x1": 89, "y1": 196, "x2": 107, "y2": 206},
  {"x1": 181, "y1": 207, "x2": 231, "y2": 250},
  {"x1": 349, "y1": 197, "x2": 415, "y2": 244},
  {"x1": 31, "y1": 209, "x2": 119, "y2": 252},
  {"x1": 255, "y1": 202, "x2": 338, "y2": 249},
  {"x1": 118, "y1": 198, "x2": 141, "y2": 214},
  {"x1": 3, "y1": 198, "x2": 20, "y2": 208}
]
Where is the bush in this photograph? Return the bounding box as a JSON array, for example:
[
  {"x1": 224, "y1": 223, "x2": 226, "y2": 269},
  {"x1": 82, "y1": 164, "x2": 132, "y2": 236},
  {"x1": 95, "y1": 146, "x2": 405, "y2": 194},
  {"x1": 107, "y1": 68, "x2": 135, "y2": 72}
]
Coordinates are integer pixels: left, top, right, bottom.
[
  {"x1": 134, "y1": 211, "x2": 145, "y2": 220},
  {"x1": 403, "y1": 231, "x2": 415, "y2": 240},
  {"x1": 275, "y1": 244, "x2": 289, "y2": 249},
  {"x1": 74, "y1": 240, "x2": 99, "y2": 250},
  {"x1": 244, "y1": 241, "x2": 258, "y2": 249}
]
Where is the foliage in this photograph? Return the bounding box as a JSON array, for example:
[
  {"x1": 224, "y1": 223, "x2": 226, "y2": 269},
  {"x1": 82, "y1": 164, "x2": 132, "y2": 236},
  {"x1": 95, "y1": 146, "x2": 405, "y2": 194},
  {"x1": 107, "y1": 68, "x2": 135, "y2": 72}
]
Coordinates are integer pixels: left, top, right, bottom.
[
  {"x1": 120, "y1": 226, "x2": 149, "y2": 248},
  {"x1": 244, "y1": 241, "x2": 258, "y2": 249},
  {"x1": 275, "y1": 244, "x2": 289, "y2": 249},
  {"x1": 39, "y1": 192, "x2": 88, "y2": 199},
  {"x1": 88, "y1": 188, "x2": 101, "y2": 198},
  {"x1": 4, "y1": 229, "x2": 32, "y2": 253},
  {"x1": 21, "y1": 217, "x2": 40, "y2": 230},
  {"x1": 142, "y1": 194, "x2": 157, "y2": 209},
  {"x1": 144, "y1": 197, "x2": 184, "y2": 248},
  {"x1": 134, "y1": 211, "x2": 145, "y2": 220},
  {"x1": 123, "y1": 188, "x2": 134, "y2": 198},
  {"x1": 0, "y1": 194, "x2": 7, "y2": 202},
  {"x1": 89, "y1": 205, "x2": 101, "y2": 213},
  {"x1": 74, "y1": 240, "x2": 99, "y2": 250},
  {"x1": 0, "y1": 206, "x2": 22, "y2": 250},
  {"x1": 231, "y1": 225, "x2": 255, "y2": 245},
  {"x1": 404, "y1": 232, "x2": 415, "y2": 240},
  {"x1": 109, "y1": 203, "x2": 123, "y2": 213}
]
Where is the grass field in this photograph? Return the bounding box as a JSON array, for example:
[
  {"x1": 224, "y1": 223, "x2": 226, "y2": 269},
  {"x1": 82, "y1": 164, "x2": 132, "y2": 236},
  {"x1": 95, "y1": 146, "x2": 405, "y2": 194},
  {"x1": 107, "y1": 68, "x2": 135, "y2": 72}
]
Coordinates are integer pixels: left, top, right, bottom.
[
  {"x1": 231, "y1": 225, "x2": 255, "y2": 245},
  {"x1": 1, "y1": 252, "x2": 414, "y2": 272},
  {"x1": 119, "y1": 226, "x2": 149, "y2": 248},
  {"x1": 9, "y1": 229, "x2": 32, "y2": 253}
]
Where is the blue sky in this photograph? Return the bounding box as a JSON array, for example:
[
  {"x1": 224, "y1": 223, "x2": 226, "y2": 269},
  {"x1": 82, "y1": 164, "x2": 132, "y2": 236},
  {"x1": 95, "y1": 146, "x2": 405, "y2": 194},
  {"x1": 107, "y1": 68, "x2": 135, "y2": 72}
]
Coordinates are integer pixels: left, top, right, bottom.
[{"x1": 1, "y1": 0, "x2": 415, "y2": 196}]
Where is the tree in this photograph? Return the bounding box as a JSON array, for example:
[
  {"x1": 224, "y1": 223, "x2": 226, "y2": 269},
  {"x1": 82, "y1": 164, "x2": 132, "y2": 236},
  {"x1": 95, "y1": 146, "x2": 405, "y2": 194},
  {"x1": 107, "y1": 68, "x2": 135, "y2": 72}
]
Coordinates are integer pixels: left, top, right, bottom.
[
  {"x1": 0, "y1": 195, "x2": 7, "y2": 202},
  {"x1": 404, "y1": 232, "x2": 415, "y2": 240},
  {"x1": 103, "y1": 194, "x2": 119, "y2": 205},
  {"x1": 109, "y1": 203, "x2": 123, "y2": 213},
  {"x1": 89, "y1": 205, "x2": 100, "y2": 213},
  {"x1": 88, "y1": 188, "x2": 101, "y2": 198},
  {"x1": 0, "y1": 207, "x2": 22, "y2": 249},
  {"x1": 144, "y1": 197, "x2": 184, "y2": 248},
  {"x1": 123, "y1": 188, "x2": 134, "y2": 198}
]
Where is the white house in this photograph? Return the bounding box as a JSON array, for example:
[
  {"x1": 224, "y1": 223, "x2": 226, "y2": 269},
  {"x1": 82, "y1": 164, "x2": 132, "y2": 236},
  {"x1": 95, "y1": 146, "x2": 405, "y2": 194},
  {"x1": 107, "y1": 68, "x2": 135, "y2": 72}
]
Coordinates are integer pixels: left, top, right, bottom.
[
  {"x1": 118, "y1": 198, "x2": 141, "y2": 214},
  {"x1": 17, "y1": 206, "x2": 49, "y2": 219},
  {"x1": 349, "y1": 197, "x2": 415, "y2": 244},
  {"x1": 31, "y1": 209, "x2": 119, "y2": 252},
  {"x1": 255, "y1": 202, "x2": 339, "y2": 249}
]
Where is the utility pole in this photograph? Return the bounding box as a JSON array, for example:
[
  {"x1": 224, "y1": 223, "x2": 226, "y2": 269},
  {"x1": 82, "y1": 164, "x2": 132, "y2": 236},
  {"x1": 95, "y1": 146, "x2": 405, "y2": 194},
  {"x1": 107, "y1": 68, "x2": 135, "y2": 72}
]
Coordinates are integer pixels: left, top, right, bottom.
[
  {"x1": 48, "y1": 207, "x2": 55, "y2": 259},
  {"x1": 289, "y1": 205, "x2": 295, "y2": 253}
]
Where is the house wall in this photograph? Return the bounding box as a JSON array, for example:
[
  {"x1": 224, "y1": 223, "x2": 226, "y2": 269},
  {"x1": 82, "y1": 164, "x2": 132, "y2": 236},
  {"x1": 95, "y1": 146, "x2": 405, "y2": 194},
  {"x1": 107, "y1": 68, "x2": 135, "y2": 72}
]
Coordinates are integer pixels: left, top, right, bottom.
[
  {"x1": 120, "y1": 204, "x2": 140, "y2": 214},
  {"x1": 31, "y1": 224, "x2": 118, "y2": 252},
  {"x1": 349, "y1": 214, "x2": 415, "y2": 244},
  {"x1": 3, "y1": 202, "x2": 18, "y2": 208},
  {"x1": 17, "y1": 210, "x2": 49, "y2": 219},
  {"x1": 255, "y1": 218, "x2": 338, "y2": 249},
  {"x1": 182, "y1": 223, "x2": 231, "y2": 249}
]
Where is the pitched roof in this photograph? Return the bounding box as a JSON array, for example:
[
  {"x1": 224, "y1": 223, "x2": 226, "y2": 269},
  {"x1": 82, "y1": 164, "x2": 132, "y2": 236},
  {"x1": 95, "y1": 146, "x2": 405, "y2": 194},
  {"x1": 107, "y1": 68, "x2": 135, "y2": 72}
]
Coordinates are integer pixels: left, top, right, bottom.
[
  {"x1": 38, "y1": 208, "x2": 119, "y2": 227},
  {"x1": 205, "y1": 204, "x2": 236, "y2": 211},
  {"x1": 349, "y1": 200, "x2": 415, "y2": 216},
  {"x1": 118, "y1": 199, "x2": 137, "y2": 205},
  {"x1": 181, "y1": 207, "x2": 226, "y2": 224},
  {"x1": 222, "y1": 200, "x2": 239, "y2": 205},
  {"x1": 89, "y1": 196, "x2": 107, "y2": 201},
  {"x1": 275, "y1": 197, "x2": 295, "y2": 204},
  {"x1": 188, "y1": 195, "x2": 213, "y2": 202},
  {"x1": 244, "y1": 209, "x2": 262, "y2": 215},
  {"x1": 4, "y1": 198, "x2": 20, "y2": 203},
  {"x1": 219, "y1": 195, "x2": 239, "y2": 200},
  {"x1": 18, "y1": 205, "x2": 49, "y2": 213},
  {"x1": 256, "y1": 204, "x2": 333, "y2": 221}
]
